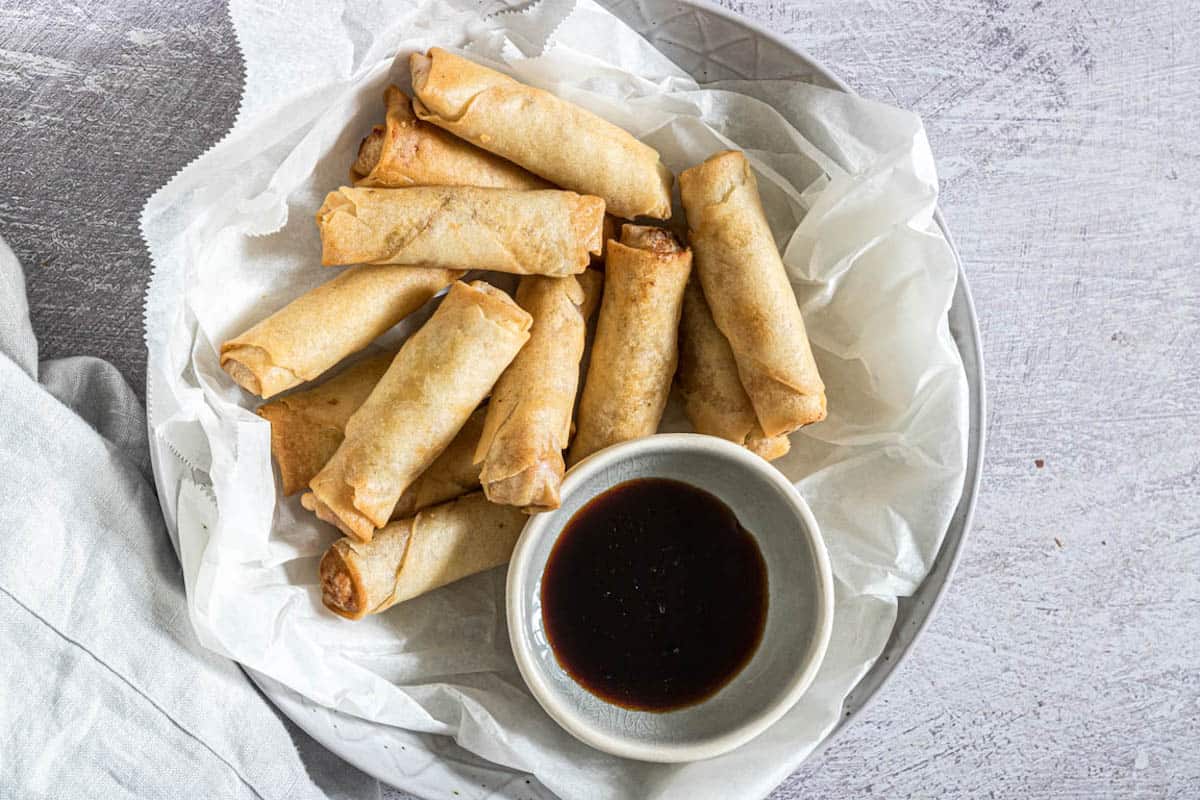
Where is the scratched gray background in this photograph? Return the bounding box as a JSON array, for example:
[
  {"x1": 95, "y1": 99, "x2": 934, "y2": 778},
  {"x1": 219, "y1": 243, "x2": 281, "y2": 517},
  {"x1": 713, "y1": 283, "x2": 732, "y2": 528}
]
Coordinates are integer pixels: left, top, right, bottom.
[{"x1": 2, "y1": 0, "x2": 1198, "y2": 797}]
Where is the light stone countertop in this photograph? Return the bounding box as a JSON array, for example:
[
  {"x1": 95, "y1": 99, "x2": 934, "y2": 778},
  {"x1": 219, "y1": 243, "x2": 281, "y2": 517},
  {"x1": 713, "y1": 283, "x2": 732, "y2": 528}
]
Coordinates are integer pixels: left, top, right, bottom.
[{"x1": 1, "y1": 1, "x2": 1197, "y2": 798}]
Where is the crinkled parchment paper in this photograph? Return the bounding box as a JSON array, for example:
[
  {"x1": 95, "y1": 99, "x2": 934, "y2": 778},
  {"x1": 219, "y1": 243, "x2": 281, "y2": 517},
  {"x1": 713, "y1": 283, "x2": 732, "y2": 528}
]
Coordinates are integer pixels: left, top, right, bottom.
[{"x1": 141, "y1": 1, "x2": 968, "y2": 797}]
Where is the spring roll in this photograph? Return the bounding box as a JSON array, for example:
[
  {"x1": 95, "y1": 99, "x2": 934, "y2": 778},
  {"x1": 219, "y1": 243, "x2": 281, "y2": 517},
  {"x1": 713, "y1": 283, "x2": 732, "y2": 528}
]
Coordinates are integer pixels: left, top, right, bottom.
[
  {"x1": 317, "y1": 186, "x2": 604, "y2": 276},
  {"x1": 220, "y1": 266, "x2": 461, "y2": 398},
  {"x1": 319, "y1": 492, "x2": 527, "y2": 620},
  {"x1": 307, "y1": 281, "x2": 532, "y2": 541},
  {"x1": 679, "y1": 151, "x2": 826, "y2": 437},
  {"x1": 409, "y1": 48, "x2": 672, "y2": 220},
  {"x1": 301, "y1": 407, "x2": 485, "y2": 531},
  {"x1": 567, "y1": 226, "x2": 692, "y2": 465},
  {"x1": 475, "y1": 271, "x2": 602, "y2": 512},
  {"x1": 390, "y1": 405, "x2": 486, "y2": 519},
  {"x1": 351, "y1": 85, "x2": 550, "y2": 190},
  {"x1": 256, "y1": 352, "x2": 393, "y2": 495},
  {"x1": 677, "y1": 281, "x2": 790, "y2": 461}
]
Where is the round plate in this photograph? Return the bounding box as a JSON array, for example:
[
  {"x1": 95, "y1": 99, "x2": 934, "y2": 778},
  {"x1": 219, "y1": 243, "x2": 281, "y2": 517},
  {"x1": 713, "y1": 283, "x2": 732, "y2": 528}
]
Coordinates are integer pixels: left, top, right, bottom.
[{"x1": 217, "y1": 0, "x2": 984, "y2": 795}]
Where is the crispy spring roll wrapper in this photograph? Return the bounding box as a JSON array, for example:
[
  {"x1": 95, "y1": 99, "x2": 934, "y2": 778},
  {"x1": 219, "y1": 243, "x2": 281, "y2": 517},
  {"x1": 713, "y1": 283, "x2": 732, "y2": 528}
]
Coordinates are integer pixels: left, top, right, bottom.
[
  {"x1": 319, "y1": 492, "x2": 527, "y2": 620},
  {"x1": 390, "y1": 405, "x2": 486, "y2": 519},
  {"x1": 317, "y1": 186, "x2": 604, "y2": 276},
  {"x1": 307, "y1": 281, "x2": 532, "y2": 541},
  {"x1": 475, "y1": 271, "x2": 602, "y2": 512},
  {"x1": 301, "y1": 407, "x2": 484, "y2": 531},
  {"x1": 591, "y1": 214, "x2": 618, "y2": 267},
  {"x1": 256, "y1": 352, "x2": 393, "y2": 495},
  {"x1": 220, "y1": 266, "x2": 461, "y2": 398},
  {"x1": 567, "y1": 226, "x2": 692, "y2": 465},
  {"x1": 350, "y1": 86, "x2": 550, "y2": 190},
  {"x1": 677, "y1": 281, "x2": 790, "y2": 461},
  {"x1": 680, "y1": 150, "x2": 826, "y2": 437},
  {"x1": 409, "y1": 48, "x2": 672, "y2": 220}
]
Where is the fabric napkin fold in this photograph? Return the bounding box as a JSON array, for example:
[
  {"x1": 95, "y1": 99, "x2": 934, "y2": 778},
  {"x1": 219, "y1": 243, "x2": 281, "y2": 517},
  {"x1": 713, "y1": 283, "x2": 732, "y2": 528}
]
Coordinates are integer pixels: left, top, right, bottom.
[{"x1": 0, "y1": 234, "x2": 368, "y2": 800}]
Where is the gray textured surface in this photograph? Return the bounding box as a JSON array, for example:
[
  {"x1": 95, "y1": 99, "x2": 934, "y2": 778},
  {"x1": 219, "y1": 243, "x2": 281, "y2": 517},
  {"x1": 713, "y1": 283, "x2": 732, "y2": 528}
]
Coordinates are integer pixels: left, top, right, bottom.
[{"x1": 1, "y1": 1, "x2": 1198, "y2": 798}]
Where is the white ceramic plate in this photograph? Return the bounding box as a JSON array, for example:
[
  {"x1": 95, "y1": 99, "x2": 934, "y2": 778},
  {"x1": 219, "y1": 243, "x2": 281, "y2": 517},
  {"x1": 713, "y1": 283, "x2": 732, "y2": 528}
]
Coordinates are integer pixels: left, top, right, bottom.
[{"x1": 154, "y1": 0, "x2": 986, "y2": 795}]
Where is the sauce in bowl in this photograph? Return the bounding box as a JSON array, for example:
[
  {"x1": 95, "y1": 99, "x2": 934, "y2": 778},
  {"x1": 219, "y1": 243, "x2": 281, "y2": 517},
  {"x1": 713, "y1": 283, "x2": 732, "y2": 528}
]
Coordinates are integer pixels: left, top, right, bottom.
[{"x1": 540, "y1": 478, "x2": 768, "y2": 712}]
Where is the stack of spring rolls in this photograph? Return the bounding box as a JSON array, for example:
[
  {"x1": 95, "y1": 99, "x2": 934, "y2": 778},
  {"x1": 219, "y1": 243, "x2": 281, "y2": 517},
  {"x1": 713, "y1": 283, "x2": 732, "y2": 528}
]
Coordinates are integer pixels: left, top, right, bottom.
[{"x1": 220, "y1": 47, "x2": 827, "y2": 621}]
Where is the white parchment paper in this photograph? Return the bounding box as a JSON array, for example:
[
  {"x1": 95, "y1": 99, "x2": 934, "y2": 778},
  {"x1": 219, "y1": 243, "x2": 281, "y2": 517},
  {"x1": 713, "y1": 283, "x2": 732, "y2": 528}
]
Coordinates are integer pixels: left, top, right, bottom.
[{"x1": 141, "y1": 1, "x2": 969, "y2": 797}]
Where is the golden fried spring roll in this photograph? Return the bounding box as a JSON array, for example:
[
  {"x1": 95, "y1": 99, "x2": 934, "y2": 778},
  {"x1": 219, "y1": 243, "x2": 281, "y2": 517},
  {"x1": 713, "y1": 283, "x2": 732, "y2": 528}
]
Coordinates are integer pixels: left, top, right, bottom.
[
  {"x1": 410, "y1": 48, "x2": 672, "y2": 220},
  {"x1": 308, "y1": 281, "x2": 532, "y2": 541},
  {"x1": 256, "y1": 352, "x2": 393, "y2": 495},
  {"x1": 220, "y1": 266, "x2": 461, "y2": 398},
  {"x1": 390, "y1": 406, "x2": 486, "y2": 519},
  {"x1": 300, "y1": 407, "x2": 486, "y2": 537},
  {"x1": 317, "y1": 186, "x2": 604, "y2": 276},
  {"x1": 319, "y1": 492, "x2": 527, "y2": 620},
  {"x1": 679, "y1": 151, "x2": 826, "y2": 437},
  {"x1": 351, "y1": 86, "x2": 550, "y2": 190},
  {"x1": 677, "y1": 281, "x2": 790, "y2": 461},
  {"x1": 475, "y1": 271, "x2": 602, "y2": 512},
  {"x1": 567, "y1": 226, "x2": 692, "y2": 465}
]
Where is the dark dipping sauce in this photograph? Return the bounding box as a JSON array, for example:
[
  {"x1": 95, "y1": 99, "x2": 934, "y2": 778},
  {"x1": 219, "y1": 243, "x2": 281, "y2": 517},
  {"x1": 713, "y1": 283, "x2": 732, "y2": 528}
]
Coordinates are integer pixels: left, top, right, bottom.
[{"x1": 540, "y1": 478, "x2": 768, "y2": 712}]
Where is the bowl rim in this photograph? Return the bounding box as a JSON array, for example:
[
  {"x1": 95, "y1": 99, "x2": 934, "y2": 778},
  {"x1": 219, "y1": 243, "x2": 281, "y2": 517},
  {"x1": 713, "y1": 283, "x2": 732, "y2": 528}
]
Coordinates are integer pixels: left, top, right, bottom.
[{"x1": 506, "y1": 432, "x2": 836, "y2": 763}]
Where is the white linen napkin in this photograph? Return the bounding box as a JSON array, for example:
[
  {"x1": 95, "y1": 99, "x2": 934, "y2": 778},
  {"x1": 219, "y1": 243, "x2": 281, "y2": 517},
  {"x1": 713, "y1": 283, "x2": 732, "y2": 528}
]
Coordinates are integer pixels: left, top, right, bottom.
[{"x1": 0, "y1": 234, "x2": 375, "y2": 800}]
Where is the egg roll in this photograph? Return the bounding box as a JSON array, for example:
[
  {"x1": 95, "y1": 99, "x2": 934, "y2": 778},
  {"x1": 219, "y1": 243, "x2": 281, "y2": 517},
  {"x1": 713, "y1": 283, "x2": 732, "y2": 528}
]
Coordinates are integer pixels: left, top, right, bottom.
[
  {"x1": 258, "y1": 346, "x2": 486, "y2": 504},
  {"x1": 475, "y1": 271, "x2": 602, "y2": 512},
  {"x1": 319, "y1": 492, "x2": 527, "y2": 620},
  {"x1": 300, "y1": 407, "x2": 485, "y2": 532},
  {"x1": 220, "y1": 265, "x2": 460, "y2": 398},
  {"x1": 390, "y1": 405, "x2": 486, "y2": 519},
  {"x1": 677, "y1": 281, "x2": 790, "y2": 461},
  {"x1": 351, "y1": 85, "x2": 549, "y2": 190},
  {"x1": 568, "y1": 226, "x2": 692, "y2": 465},
  {"x1": 317, "y1": 185, "x2": 604, "y2": 276},
  {"x1": 307, "y1": 281, "x2": 532, "y2": 542},
  {"x1": 409, "y1": 48, "x2": 672, "y2": 220},
  {"x1": 256, "y1": 352, "x2": 393, "y2": 495},
  {"x1": 679, "y1": 151, "x2": 826, "y2": 437}
]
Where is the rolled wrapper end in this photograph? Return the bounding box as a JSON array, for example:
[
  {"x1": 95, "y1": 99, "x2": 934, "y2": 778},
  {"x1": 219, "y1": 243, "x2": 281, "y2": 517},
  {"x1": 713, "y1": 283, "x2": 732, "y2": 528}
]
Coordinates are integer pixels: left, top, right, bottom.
[
  {"x1": 678, "y1": 149, "x2": 748, "y2": 208},
  {"x1": 220, "y1": 343, "x2": 299, "y2": 399},
  {"x1": 481, "y1": 450, "x2": 565, "y2": 513},
  {"x1": 409, "y1": 51, "x2": 433, "y2": 95},
  {"x1": 301, "y1": 489, "x2": 378, "y2": 542},
  {"x1": 741, "y1": 360, "x2": 828, "y2": 433},
  {"x1": 577, "y1": 269, "x2": 604, "y2": 321},
  {"x1": 464, "y1": 280, "x2": 535, "y2": 336},
  {"x1": 746, "y1": 431, "x2": 791, "y2": 461},
  {"x1": 316, "y1": 189, "x2": 362, "y2": 266},
  {"x1": 319, "y1": 542, "x2": 371, "y2": 620},
  {"x1": 574, "y1": 196, "x2": 608, "y2": 257},
  {"x1": 653, "y1": 162, "x2": 675, "y2": 218}
]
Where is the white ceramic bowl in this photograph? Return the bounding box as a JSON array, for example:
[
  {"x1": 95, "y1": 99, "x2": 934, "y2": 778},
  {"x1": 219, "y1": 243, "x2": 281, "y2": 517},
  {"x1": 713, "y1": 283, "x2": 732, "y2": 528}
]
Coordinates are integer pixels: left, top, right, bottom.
[{"x1": 506, "y1": 433, "x2": 835, "y2": 763}]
